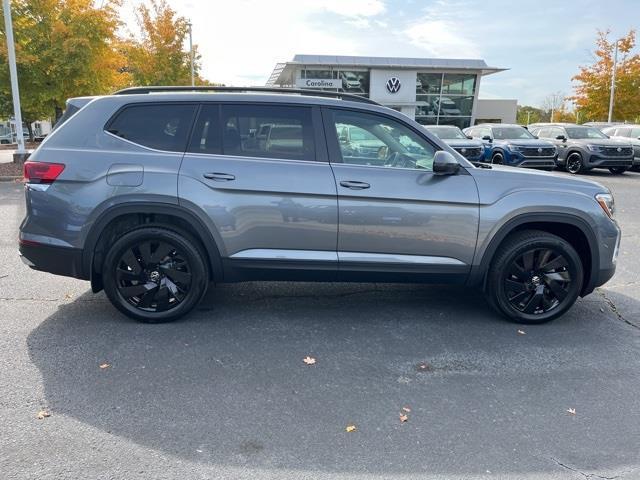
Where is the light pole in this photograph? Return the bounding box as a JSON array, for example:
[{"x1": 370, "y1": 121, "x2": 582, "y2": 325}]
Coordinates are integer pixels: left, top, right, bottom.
[
  {"x1": 607, "y1": 39, "x2": 619, "y2": 123},
  {"x1": 187, "y1": 20, "x2": 194, "y2": 86},
  {"x1": 2, "y1": 0, "x2": 25, "y2": 154}
]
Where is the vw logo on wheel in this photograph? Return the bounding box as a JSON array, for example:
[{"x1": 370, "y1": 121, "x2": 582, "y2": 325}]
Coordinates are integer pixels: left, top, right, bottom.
[{"x1": 386, "y1": 77, "x2": 401, "y2": 93}]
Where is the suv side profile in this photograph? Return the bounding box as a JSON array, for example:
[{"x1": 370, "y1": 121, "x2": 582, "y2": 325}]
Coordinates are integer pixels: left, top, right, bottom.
[
  {"x1": 601, "y1": 124, "x2": 640, "y2": 172},
  {"x1": 19, "y1": 87, "x2": 620, "y2": 325},
  {"x1": 463, "y1": 124, "x2": 557, "y2": 168},
  {"x1": 529, "y1": 123, "x2": 634, "y2": 174}
]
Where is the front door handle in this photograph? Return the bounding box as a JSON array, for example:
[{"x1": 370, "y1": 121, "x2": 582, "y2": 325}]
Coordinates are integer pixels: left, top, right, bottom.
[
  {"x1": 340, "y1": 180, "x2": 370, "y2": 190},
  {"x1": 203, "y1": 172, "x2": 235, "y2": 181}
]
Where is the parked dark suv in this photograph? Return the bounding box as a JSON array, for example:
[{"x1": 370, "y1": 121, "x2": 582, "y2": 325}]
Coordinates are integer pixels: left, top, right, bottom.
[
  {"x1": 529, "y1": 123, "x2": 634, "y2": 174},
  {"x1": 19, "y1": 87, "x2": 620, "y2": 324},
  {"x1": 463, "y1": 123, "x2": 557, "y2": 168},
  {"x1": 423, "y1": 125, "x2": 485, "y2": 164}
]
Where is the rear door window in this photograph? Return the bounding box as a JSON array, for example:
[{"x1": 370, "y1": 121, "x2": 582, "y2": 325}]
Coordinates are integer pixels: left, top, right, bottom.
[
  {"x1": 106, "y1": 103, "x2": 197, "y2": 152},
  {"x1": 219, "y1": 104, "x2": 315, "y2": 161}
]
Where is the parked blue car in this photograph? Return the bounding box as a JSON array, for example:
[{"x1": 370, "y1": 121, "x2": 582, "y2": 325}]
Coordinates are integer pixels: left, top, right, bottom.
[{"x1": 463, "y1": 124, "x2": 557, "y2": 168}]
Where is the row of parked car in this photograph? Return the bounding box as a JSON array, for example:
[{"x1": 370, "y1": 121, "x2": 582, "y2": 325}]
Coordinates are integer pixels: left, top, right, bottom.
[{"x1": 425, "y1": 122, "x2": 640, "y2": 175}]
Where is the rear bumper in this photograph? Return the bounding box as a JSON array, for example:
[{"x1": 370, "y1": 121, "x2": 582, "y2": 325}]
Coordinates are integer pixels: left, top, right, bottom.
[{"x1": 19, "y1": 241, "x2": 86, "y2": 279}]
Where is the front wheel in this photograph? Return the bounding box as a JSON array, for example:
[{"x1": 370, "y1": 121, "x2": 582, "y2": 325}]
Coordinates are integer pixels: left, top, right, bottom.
[
  {"x1": 565, "y1": 152, "x2": 584, "y2": 174},
  {"x1": 486, "y1": 230, "x2": 583, "y2": 324},
  {"x1": 491, "y1": 152, "x2": 504, "y2": 165},
  {"x1": 103, "y1": 227, "x2": 208, "y2": 323},
  {"x1": 609, "y1": 166, "x2": 628, "y2": 174}
]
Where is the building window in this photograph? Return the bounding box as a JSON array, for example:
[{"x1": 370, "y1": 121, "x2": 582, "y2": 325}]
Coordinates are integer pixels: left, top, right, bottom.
[
  {"x1": 415, "y1": 72, "x2": 477, "y2": 129},
  {"x1": 442, "y1": 74, "x2": 476, "y2": 95},
  {"x1": 338, "y1": 70, "x2": 369, "y2": 96}
]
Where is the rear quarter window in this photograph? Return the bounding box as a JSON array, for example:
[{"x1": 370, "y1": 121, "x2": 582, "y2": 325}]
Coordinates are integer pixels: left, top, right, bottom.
[{"x1": 106, "y1": 103, "x2": 197, "y2": 152}]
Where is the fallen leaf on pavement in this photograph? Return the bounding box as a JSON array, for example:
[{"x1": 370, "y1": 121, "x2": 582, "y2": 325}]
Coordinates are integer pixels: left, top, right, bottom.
[
  {"x1": 99, "y1": 363, "x2": 111, "y2": 369},
  {"x1": 303, "y1": 356, "x2": 316, "y2": 365},
  {"x1": 345, "y1": 424, "x2": 356, "y2": 432},
  {"x1": 517, "y1": 330, "x2": 526, "y2": 335},
  {"x1": 399, "y1": 413, "x2": 408, "y2": 423},
  {"x1": 37, "y1": 410, "x2": 51, "y2": 420},
  {"x1": 64, "y1": 293, "x2": 72, "y2": 299},
  {"x1": 567, "y1": 408, "x2": 576, "y2": 415},
  {"x1": 401, "y1": 407, "x2": 411, "y2": 413},
  {"x1": 417, "y1": 363, "x2": 432, "y2": 371}
]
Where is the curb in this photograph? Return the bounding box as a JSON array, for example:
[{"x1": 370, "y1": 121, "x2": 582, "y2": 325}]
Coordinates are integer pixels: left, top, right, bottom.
[{"x1": 0, "y1": 176, "x2": 21, "y2": 182}]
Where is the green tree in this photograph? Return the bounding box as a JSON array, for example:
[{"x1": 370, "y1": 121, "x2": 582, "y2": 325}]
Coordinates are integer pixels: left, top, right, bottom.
[
  {"x1": 517, "y1": 105, "x2": 545, "y2": 125},
  {"x1": 122, "y1": 0, "x2": 207, "y2": 86},
  {"x1": 0, "y1": 0, "x2": 128, "y2": 138},
  {"x1": 570, "y1": 30, "x2": 640, "y2": 123}
]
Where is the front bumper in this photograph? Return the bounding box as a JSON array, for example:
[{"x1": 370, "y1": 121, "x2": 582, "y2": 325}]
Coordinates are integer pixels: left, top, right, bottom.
[
  {"x1": 585, "y1": 154, "x2": 633, "y2": 168},
  {"x1": 19, "y1": 240, "x2": 85, "y2": 279},
  {"x1": 509, "y1": 154, "x2": 557, "y2": 168}
]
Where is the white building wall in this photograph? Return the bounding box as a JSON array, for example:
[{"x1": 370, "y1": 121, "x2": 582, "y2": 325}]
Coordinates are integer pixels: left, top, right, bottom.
[{"x1": 475, "y1": 99, "x2": 517, "y2": 124}]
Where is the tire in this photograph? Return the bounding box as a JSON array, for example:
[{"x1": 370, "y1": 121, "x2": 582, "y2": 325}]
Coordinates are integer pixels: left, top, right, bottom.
[
  {"x1": 486, "y1": 230, "x2": 583, "y2": 324},
  {"x1": 565, "y1": 152, "x2": 584, "y2": 174},
  {"x1": 608, "y1": 166, "x2": 628, "y2": 174},
  {"x1": 103, "y1": 227, "x2": 208, "y2": 323},
  {"x1": 491, "y1": 152, "x2": 503, "y2": 165}
]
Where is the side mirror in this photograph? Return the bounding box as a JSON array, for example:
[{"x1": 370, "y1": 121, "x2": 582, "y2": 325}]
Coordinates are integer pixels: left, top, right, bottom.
[
  {"x1": 466, "y1": 135, "x2": 473, "y2": 139},
  {"x1": 433, "y1": 151, "x2": 461, "y2": 175},
  {"x1": 481, "y1": 135, "x2": 493, "y2": 143},
  {"x1": 556, "y1": 134, "x2": 567, "y2": 141}
]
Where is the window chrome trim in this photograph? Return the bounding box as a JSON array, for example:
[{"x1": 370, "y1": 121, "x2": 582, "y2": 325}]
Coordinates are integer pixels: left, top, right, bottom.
[{"x1": 230, "y1": 249, "x2": 465, "y2": 265}]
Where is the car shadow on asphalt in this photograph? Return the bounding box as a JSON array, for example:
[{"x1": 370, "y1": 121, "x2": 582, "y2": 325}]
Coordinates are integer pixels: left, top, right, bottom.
[{"x1": 26, "y1": 282, "x2": 640, "y2": 477}]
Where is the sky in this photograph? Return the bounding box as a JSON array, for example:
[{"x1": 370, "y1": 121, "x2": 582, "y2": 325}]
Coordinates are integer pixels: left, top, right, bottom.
[{"x1": 124, "y1": 0, "x2": 639, "y2": 107}]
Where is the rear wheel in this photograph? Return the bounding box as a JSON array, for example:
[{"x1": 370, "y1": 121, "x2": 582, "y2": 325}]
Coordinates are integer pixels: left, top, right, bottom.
[
  {"x1": 608, "y1": 166, "x2": 628, "y2": 174},
  {"x1": 565, "y1": 152, "x2": 584, "y2": 174},
  {"x1": 487, "y1": 230, "x2": 583, "y2": 324},
  {"x1": 103, "y1": 227, "x2": 208, "y2": 323}
]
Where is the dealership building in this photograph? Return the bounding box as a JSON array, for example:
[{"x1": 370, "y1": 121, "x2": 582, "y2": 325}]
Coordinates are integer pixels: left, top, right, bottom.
[{"x1": 266, "y1": 54, "x2": 516, "y2": 128}]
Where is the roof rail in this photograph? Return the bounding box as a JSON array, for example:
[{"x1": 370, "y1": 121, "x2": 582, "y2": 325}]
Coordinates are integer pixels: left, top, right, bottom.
[{"x1": 113, "y1": 86, "x2": 381, "y2": 105}]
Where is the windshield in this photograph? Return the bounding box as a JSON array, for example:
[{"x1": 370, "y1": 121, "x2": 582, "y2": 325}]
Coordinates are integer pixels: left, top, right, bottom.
[
  {"x1": 565, "y1": 127, "x2": 608, "y2": 139},
  {"x1": 427, "y1": 127, "x2": 467, "y2": 140},
  {"x1": 492, "y1": 127, "x2": 535, "y2": 140}
]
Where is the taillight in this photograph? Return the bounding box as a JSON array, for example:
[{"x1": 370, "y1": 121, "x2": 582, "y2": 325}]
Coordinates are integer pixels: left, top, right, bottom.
[{"x1": 23, "y1": 161, "x2": 65, "y2": 184}]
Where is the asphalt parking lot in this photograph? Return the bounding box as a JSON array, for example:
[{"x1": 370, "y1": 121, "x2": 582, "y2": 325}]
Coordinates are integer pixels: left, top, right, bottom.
[{"x1": 1, "y1": 170, "x2": 639, "y2": 480}]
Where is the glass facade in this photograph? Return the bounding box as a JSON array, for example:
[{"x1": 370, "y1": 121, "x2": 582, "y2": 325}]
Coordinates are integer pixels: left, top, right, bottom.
[
  {"x1": 301, "y1": 69, "x2": 369, "y2": 96},
  {"x1": 415, "y1": 73, "x2": 477, "y2": 129},
  {"x1": 298, "y1": 68, "x2": 479, "y2": 127}
]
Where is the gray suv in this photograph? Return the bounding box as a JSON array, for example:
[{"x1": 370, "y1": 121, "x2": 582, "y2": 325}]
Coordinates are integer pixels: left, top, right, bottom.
[
  {"x1": 19, "y1": 87, "x2": 621, "y2": 325},
  {"x1": 601, "y1": 124, "x2": 640, "y2": 171},
  {"x1": 529, "y1": 123, "x2": 634, "y2": 174}
]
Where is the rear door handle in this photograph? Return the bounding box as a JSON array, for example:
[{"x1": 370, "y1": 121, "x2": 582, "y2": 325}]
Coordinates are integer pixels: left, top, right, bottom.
[
  {"x1": 340, "y1": 180, "x2": 370, "y2": 190},
  {"x1": 203, "y1": 172, "x2": 235, "y2": 181}
]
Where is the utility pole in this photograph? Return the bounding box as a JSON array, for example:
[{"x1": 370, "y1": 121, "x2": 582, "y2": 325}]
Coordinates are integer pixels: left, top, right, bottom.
[
  {"x1": 526, "y1": 111, "x2": 531, "y2": 126},
  {"x1": 607, "y1": 40, "x2": 619, "y2": 123},
  {"x1": 187, "y1": 21, "x2": 194, "y2": 86},
  {"x1": 2, "y1": 0, "x2": 25, "y2": 154}
]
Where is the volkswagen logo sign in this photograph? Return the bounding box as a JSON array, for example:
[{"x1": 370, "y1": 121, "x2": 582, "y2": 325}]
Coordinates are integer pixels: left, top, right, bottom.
[
  {"x1": 386, "y1": 77, "x2": 401, "y2": 94},
  {"x1": 617, "y1": 147, "x2": 622, "y2": 152},
  {"x1": 537, "y1": 147, "x2": 542, "y2": 153}
]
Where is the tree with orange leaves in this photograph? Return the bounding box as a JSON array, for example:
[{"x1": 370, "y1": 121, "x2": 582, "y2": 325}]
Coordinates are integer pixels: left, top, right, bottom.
[{"x1": 570, "y1": 30, "x2": 640, "y2": 123}]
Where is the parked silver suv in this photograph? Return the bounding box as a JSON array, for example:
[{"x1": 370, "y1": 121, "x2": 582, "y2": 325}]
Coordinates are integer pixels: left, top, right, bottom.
[{"x1": 19, "y1": 87, "x2": 621, "y2": 324}]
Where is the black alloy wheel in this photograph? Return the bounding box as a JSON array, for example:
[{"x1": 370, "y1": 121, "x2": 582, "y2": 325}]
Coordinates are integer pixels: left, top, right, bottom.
[
  {"x1": 503, "y1": 247, "x2": 571, "y2": 315},
  {"x1": 103, "y1": 227, "x2": 208, "y2": 323},
  {"x1": 491, "y1": 152, "x2": 504, "y2": 165},
  {"x1": 565, "y1": 152, "x2": 583, "y2": 174},
  {"x1": 487, "y1": 230, "x2": 583, "y2": 324}
]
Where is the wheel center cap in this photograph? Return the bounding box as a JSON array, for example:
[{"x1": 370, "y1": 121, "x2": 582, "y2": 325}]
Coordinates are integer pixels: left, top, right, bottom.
[
  {"x1": 149, "y1": 271, "x2": 161, "y2": 282},
  {"x1": 530, "y1": 275, "x2": 541, "y2": 286}
]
